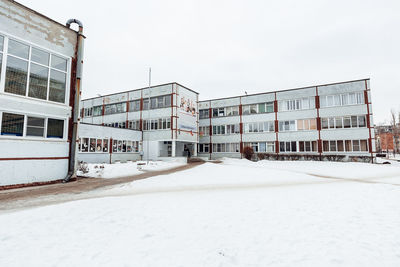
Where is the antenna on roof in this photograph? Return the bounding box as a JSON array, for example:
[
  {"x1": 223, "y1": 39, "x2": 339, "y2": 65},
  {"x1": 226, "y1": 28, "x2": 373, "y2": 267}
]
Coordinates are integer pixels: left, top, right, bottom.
[{"x1": 245, "y1": 91, "x2": 248, "y2": 95}]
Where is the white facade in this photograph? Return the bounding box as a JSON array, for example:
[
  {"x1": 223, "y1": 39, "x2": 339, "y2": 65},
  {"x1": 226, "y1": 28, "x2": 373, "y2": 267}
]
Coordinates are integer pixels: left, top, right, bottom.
[
  {"x1": 199, "y1": 79, "x2": 374, "y2": 162},
  {"x1": 0, "y1": 0, "x2": 80, "y2": 186},
  {"x1": 81, "y1": 83, "x2": 199, "y2": 161}
]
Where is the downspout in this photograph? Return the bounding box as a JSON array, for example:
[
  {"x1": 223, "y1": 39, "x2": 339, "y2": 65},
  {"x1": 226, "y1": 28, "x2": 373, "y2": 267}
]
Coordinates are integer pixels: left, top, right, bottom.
[{"x1": 64, "y1": 19, "x2": 85, "y2": 182}]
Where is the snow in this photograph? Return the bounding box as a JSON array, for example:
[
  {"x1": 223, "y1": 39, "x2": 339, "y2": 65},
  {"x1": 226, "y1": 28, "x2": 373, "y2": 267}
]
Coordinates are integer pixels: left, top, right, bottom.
[
  {"x1": 1, "y1": 160, "x2": 400, "y2": 266},
  {"x1": 76, "y1": 160, "x2": 186, "y2": 179}
]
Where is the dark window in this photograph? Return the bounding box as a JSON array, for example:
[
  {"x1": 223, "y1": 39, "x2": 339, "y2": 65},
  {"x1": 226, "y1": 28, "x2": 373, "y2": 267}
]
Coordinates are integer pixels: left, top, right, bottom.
[
  {"x1": 26, "y1": 116, "x2": 45, "y2": 137},
  {"x1": 1, "y1": 113, "x2": 24, "y2": 136},
  {"x1": 47, "y1": 119, "x2": 64, "y2": 138}
]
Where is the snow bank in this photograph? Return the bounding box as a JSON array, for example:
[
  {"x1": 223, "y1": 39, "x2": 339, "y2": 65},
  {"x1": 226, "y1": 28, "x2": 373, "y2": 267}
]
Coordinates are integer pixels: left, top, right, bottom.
[
  {"x1": 76, "y1": 160, "x2": 186, "y2": 179},
  {"x1": 1, "y1": 160, "x2": 400, "y2": 266}
]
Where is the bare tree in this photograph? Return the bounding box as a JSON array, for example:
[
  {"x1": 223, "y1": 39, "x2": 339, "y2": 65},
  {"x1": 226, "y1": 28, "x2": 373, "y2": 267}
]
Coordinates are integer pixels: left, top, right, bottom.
[{"x1": 390, "y1": 109, "x2": 399, "y2": 156}]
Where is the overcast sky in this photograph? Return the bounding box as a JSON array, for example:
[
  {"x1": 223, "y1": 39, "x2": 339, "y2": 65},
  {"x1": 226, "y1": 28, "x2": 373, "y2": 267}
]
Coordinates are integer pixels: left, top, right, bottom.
[{"x1": 19, "y1": 0, "x2": 400, "y2": 124}]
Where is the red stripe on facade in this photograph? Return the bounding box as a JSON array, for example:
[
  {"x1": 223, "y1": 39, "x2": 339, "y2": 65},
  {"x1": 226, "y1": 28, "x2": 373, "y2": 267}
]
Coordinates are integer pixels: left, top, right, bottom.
[
  {"x1": 364, "y1": 80, "x2": 374, "y2": 159},
  {"x1": 274, "y1": 93, "x2": 279, "y2": 154},
  {"x1": 315, "y1": 87, "x2": 323, "y2": 157},
  {"x1": 0, "y1": 157, "x2": 69, "y2": 161}
]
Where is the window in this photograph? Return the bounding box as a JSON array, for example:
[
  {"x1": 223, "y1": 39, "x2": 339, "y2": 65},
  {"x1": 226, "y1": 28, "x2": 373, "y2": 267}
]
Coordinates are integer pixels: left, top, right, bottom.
[
  {"x1": 5, "y1": 54, "x2": 28, "y2": 96},
  {"x1": 199, "y1": 109, "x2": 209, "y2": 119},
  {"x1": 352, "y1": 140, "x2": 360, "y2": 152},
  {"x1": 26, "y1": 116, "x2": 45, "y2": 137},
  {"x1": 81, "y1": 138, "x2": 89, "y2": 152},
  {"x1": 360, "y1": 140, "x2": 368, "y2": 151},
  {"x1": 226, "y1": 106, "x2": 239, "y2": 116},
  {"x1": 212, "y1": 143, "x2": 240, "y2": 153},
  {"x1": 279, "y1": 141, "x2": 297, "y2": 152},
  {"x1": 320, "y1": 92, "x2": 365, "y2": 108},
  {"x1": 199, "y1": 143, "x2": 210, "y2": 153},
  {"x1": 321, "y1": 115, "x2": 367, "y2": 130},
  {"x1": 129, "y1": 100, "x2": 141, "y2": 112},
  {"x1": 104, "y1": 103, "x2": 127, "y2": 115},
  {"x1": 212, "y1": 108, "x2": 225, "y2": 117},
  {"x1": 150, "y1": 95, "x2": 171, "y2": 109},
  {"x1": 297, "y1": 119, "x2": 317, "y2": 131},
  {"x1": 89, "y1": 138, "x2": 96, "y2": 152},
  {"x1": 279, "y1": 97, "x2": 314, "y2": 111},
  {"x1": 1, "y1": 113, "x2": 24, "y2": 136},
  {"x1": 358, "y1": 115, "x2": 366, "y2": 127},
  {"x1": 103, "y1": 139, "x2": 109, "y2": 152},
  {"x1": 212, "y1": 125, "x2": 225, "y2": 135},
  {"x1": 93, "y1": 106, "x2": 102, "y2": 116},
  {"x1": 199, "y1": 126, "x2": 210, "y2": 136},
  {"x1": 279, "y1": 120, "x2": 295, "y2": 132},
  {"x1": 299, "y1": 141, "x2": 316, "y2": 152},
  {"x1": 322, "y1": 139, "x2": 368, "y2": 152},
  {"x1": 47, "y1": 119, "x2": 64, "y2": 138},
  {"x1": 143, "y1": 118, "x2": 171, "y2": 131}
]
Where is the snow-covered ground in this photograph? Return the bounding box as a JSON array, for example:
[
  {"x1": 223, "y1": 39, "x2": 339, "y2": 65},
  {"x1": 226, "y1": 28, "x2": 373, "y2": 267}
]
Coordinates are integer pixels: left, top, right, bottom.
[
  {"x1": 1, "y1": 159, "x2": 400, "y2": 266},
  {"x1": 77, "y1": 160, "x2": 187, "y2": 179}
]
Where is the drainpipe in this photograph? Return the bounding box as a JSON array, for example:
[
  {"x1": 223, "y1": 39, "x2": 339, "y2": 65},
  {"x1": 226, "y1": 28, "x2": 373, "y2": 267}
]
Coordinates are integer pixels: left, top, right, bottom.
[{"x1": 64, "y1": 19, "x2": 85, "y2": 182}]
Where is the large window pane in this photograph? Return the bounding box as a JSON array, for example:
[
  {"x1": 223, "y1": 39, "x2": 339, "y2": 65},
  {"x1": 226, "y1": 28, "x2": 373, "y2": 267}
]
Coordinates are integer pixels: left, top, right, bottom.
[
  {"x1": 31, "y1": 48, "x2": 49, "y2": 65},
  {"x1": 29, "y1": 63, "x2": 48, "y2": 100},
  {"x1": 8, "y1": 39, "x2": 29, "y2": 59},
  {"x1": 5, "y1": 56, "x2": 28, "y2": 96},
  {"x1": 0, "y1": 35, "x2": 4, "y2": 51},
  {"x1": 49, "y1": 69, "x2": 66, "y2": 103},
  {"x1": 1, "y1": 113, "x2": 24, "y2": 136},
  {"x1": 47, "y1": 118, "x2": 64, "y2": 138},
  {"x1": 258, "y1": 103, "x2": 266, "y2": 113},
  {"x1": 360, "y1": 140, "x2": 368, "y2": 151},
  {"x1": 26, "y1": 116, "x2": 45, "y2": 137},
  {"x1": 51, "y1": 55, "x2": 67, "y2": 71},
  {"x1": 358, "y1": 115, "x2": 366, "y2": 127}
]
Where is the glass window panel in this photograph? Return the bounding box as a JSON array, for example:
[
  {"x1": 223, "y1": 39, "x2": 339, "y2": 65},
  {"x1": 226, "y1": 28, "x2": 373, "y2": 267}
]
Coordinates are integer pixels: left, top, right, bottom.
[
  {"x1": 232, "y1": 106, "x2": 239, "y2": 115},
  {"x1": 343, "y1": 117, "x2": 351, "y2": 128},
  {"x1": 302, "y1": 98, "x2": 309, "y2": 109},
  {"x1": 28, "y1": 63, "x2": 48, "y2": 100},
  {"x1": 213, "y1": 108, "x2": 218, "y2": 117},
  {"x1": 357, "y1": 92, "x2": 364, "y2": 104},
  {"x1": 327, "y1": 96, "x2": 333, "y2": 107},
  {"x1": 329, "y1": 118, "x2": 335, "y2": 129},
  {"x1": 305, "y1": 141, "x2": 311, "y2": 152},
  {"x1": 280, "y1": 142, "x2": 285, "y2": 152},
  {"x1": 165, "y1": 95, "x2": 171, "y2": 107},
  {"x1": 330, "y1": 141, "x2": 337, "y2": 151},
  {"x1": 345, "y1": 140, "x2": 352, "y2": 151},
  {"x1": 310, "y1": 119, "x2": 317, "y2": 130},
  {"x1": 304, "y1": 119, "x2": 309, "y2": 130},
  {"x1": 51, "y1": 55, "x2": 67, "y2": 71},
  {"x1": 8, "y1": 39, "x2": 29, "y2": 59},
  {"x1": 47, "y1": 118, "x2": 64, "y2": 138},
  {"x1": 5, "y1": 56, "x2": 28, "y2": 96},
  {"x1": 103, "y1": 139, "x2": 109, "y2": 152},
  {"x1": 285, "y1": 142, "x2": 291, "y2": 152},
  {"x1": 341, "y1": 94, "x2": 348, "y2": 105},
  {"x1": 349, "y1": 93, "x2": 356, "y2": 104},
  {"x1": 243, "y1": 106, "x2": 250, "y2": 115},
  {"x1": 291, "y1": 141, "x2": 297, "y2": 152},
  {"x1": 321, "y1": 118, "x2": 328, "y2": 129},
  {"x1": 337, "y1": 140, "x2": 344, "y2": 152},
  {"x1": 351, "y1": 116, "x2": 358, "y2": 127},
  {"x1": 297, "y1": 120, "x2": 304, "y2": 130},
  {"x1": 82, "y1": 138, "x2": 89, "y2": 152},
  {"x1": 0, "y1": 35, "x2": 3, "y2": 51},
  {"x1": 31, "y1": 48, "x2": 49, "y2": 65},
  {"x1": 353, "y1": 140, "x2": 360, "y2": 151},
  {"x1": 312, "y1": 141, "x2": 317, "y2": 152},
  {"x1": 89, "y1": 138, "x2": 96, "y2": 152},
  {"x1": 150, "y1": 97, "x2": 157, "y2": 109},
  {"x1": 299, "y1": 141, "x2": 304, "y2": 152},
  {"x1": 250, "y1": 105, "x2": 257, "y2": 114},
  {"x1": 335, "y1": 117, "x2": 343, "y2": 128},
  {"x1": 157, "y1": 96, "x2": 164, "y2": 108},
  {"x1": 334, "y1": 95, "x2": 341, "y2": 106},
  {"x1": 320, "y1": 96, "x2": 327, "y2": 108},
  {"x1": 143, "y1": 99, "x2": 149, "y2": 110},
  {"x1": 360, "y1": 140, "x2": 368, "y2": 151},
  {"x1": 26, "y1": 116, "x2": 45, "y2": 137},
  {"x1": 1, "y1": 113, "x2": 24, "y2": 136},
  {"x1": 259, "y1": 142, "x2": 266, "y2": 152},
  {"x1": 323, "y1": 141, "x2": 329, "y2": 152},
  {"x1": 96, "y1": 139, "x2": 103, "y2": 152},
  {"x1": 49, "y1": 69, "x2": 66, "y2": 103},
  {"x1": 358, "y1": 115, "x2": 366, "y2": 127},
  {"x1": 258, "y1": 103, "x2": 266, "y2": 113},
  {"x1": 127, "y1": 141, "x2": 132, "y2": 152},
  {"x1": 266, "y1": 102, "x2": 274, "y2": 113},
  {"x1": 118, "y1": 140, "x2": 122, "y2": 152}
]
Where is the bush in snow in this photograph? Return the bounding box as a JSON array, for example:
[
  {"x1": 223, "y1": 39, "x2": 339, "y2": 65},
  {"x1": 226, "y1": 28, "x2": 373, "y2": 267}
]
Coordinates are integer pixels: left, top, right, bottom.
[{"x1": 243, "y1": 146, "x2": 254, "y2": 161}]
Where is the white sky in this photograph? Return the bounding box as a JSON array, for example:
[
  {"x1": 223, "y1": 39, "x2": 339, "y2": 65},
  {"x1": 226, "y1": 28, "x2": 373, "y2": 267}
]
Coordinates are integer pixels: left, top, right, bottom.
[{"x1": 18, "y1": 0, "x2": 400, "y2": 124}]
